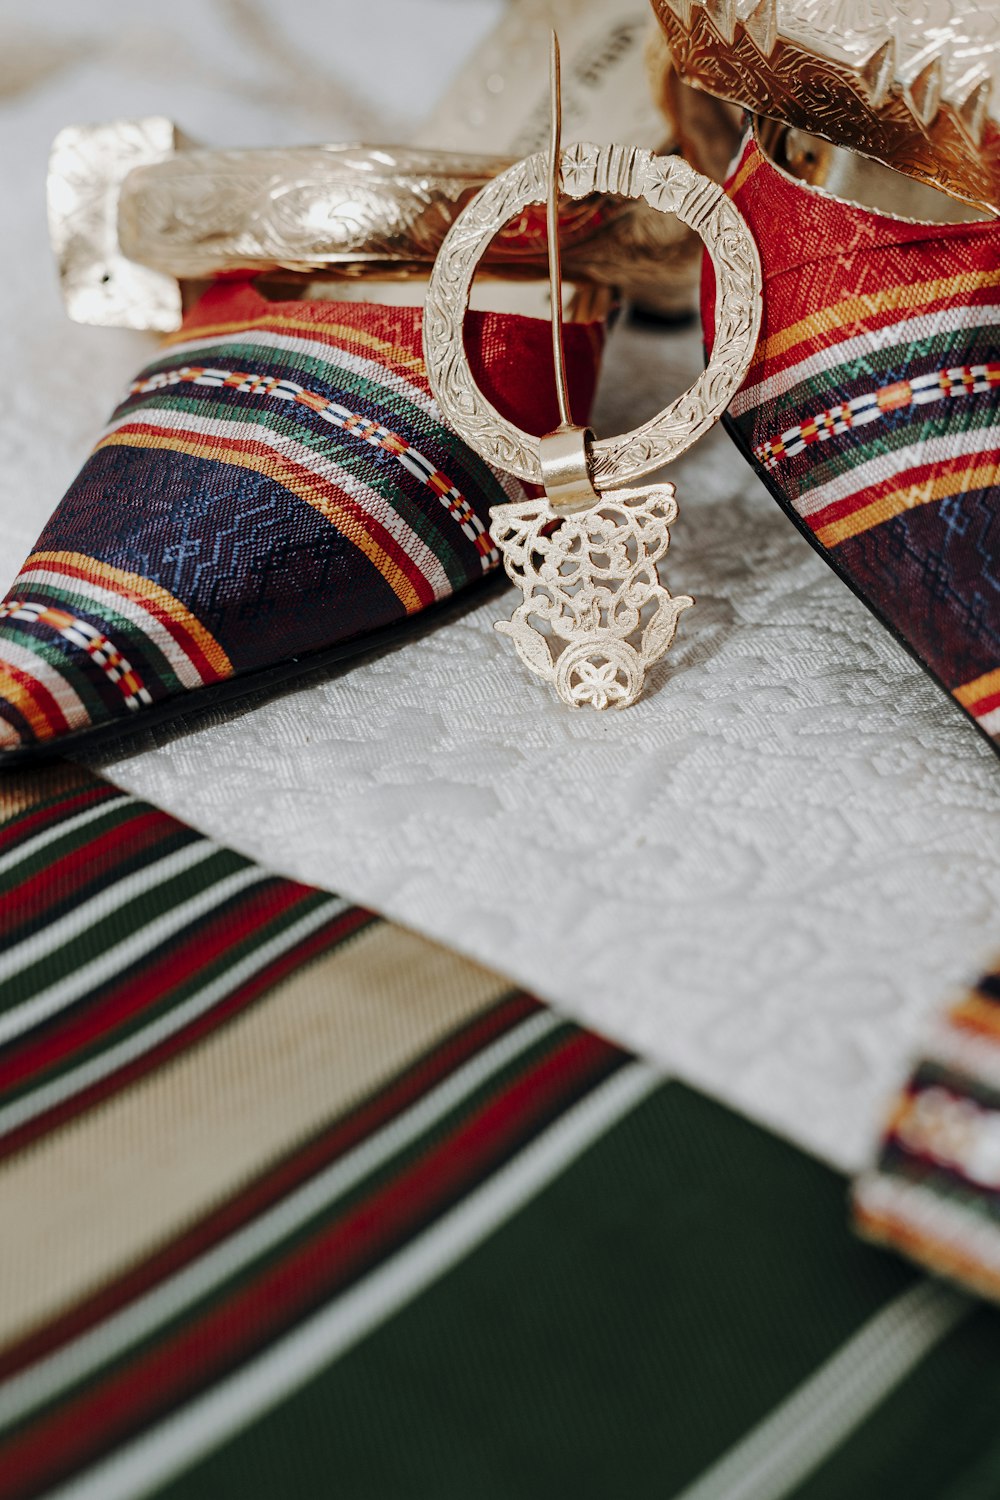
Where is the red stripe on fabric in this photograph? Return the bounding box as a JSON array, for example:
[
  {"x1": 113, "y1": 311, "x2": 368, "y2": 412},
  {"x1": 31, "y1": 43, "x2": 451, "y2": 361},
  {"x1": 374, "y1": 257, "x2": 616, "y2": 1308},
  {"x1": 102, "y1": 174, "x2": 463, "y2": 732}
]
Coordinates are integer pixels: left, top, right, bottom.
[
  {"x1": 0, "y1": 658, "x2": 73, "y2": 741},
  {"x1": 3, "y1": 810, "x2": 180, "y2": 930},
  {"x1": 731, "y1": 141, "x2": 1000, "y2": 289},
  {"x1": 175, "y1": 282, "x2": 429, "y2": 381},
  {"x1": 968, "y1": 689, "x2": 1000, "y2": 718},
  {"x1": 0, "y1": 984, "x2": 536, "y2": 1377},
  {"x1": 26, "y1": 556, "x2": 224, "y2": 687},
  {"x1": 183, "y1": 311, "x2": 419, "y2": 358},
  {"x1": 0, "y1": 876, "x2": 312, "y2": 1097},
  {"x1": 0, "y1": 785, "x2": 121, "y2": 858},
  {"x1": 111, "y1": 422, "x2": 437, "y2": 610},
  {"x1": 802, "y1": 450, "x2": 997, "y2": 532},
  {"x1": 0, "y1": 908, "x2": 378, "y2": 1170},
  {"x1": 0, "y1": 1029, "x2": 620, "y2": 1495}
]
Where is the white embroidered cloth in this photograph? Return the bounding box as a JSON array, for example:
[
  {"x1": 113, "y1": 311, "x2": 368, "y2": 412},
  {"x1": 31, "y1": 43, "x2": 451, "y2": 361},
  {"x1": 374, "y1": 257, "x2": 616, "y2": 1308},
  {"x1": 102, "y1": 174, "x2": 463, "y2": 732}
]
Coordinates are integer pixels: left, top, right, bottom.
[{"x1": 1, "y1": 0, "x2": 999, "y2": 1172}]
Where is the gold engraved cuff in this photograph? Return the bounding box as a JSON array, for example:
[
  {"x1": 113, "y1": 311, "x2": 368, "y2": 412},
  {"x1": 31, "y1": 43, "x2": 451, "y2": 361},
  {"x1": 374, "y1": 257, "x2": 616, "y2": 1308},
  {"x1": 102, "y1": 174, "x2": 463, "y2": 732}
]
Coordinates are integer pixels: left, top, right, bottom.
[
  {"x1": 650, "y1": 0, "x2": 1000, "y2": 215},
  {"x1": 48, "y1": 121, "x2": 698, "y2": 332}
]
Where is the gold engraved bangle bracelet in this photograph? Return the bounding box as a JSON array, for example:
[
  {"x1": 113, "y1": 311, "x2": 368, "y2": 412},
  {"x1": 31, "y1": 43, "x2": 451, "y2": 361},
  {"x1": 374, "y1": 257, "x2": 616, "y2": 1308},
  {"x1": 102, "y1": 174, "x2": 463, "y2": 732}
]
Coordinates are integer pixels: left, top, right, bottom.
[
  {"x1": 48, "y1": 126, "x2": 696, "y2": 332},
  {"x1": 650, "y1": 0, "x2": 1000, "y2": 217}
]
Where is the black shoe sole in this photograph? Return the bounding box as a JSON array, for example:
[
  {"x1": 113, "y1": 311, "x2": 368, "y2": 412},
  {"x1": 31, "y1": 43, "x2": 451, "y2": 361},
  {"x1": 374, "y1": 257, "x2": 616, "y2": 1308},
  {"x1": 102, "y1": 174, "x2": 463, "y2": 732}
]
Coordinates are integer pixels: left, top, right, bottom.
[{"x1": 0, "y1": 571, "x2": 509, "y2": 769}]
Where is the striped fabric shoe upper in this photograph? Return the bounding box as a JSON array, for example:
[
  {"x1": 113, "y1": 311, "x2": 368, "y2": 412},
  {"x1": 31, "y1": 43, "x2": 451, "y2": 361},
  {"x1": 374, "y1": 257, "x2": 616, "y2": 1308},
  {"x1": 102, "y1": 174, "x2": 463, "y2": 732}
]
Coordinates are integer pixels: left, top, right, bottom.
[
  {"x1": 704, "y1": 132, "x2": 1000, "y2": 748},
  {"x1": 0, "y1": 281, "x2": 600, "y2": 756}
]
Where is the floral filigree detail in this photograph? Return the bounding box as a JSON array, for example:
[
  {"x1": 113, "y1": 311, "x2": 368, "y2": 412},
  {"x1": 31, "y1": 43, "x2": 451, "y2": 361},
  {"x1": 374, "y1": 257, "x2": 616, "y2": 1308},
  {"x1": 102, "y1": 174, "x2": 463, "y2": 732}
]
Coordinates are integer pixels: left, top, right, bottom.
[
  {"x1": 490, "y1": 484, "x2": 693, "y2": 711},
  {"x1": 568, "y1": 657, "x2": 629, "y2": 710}
]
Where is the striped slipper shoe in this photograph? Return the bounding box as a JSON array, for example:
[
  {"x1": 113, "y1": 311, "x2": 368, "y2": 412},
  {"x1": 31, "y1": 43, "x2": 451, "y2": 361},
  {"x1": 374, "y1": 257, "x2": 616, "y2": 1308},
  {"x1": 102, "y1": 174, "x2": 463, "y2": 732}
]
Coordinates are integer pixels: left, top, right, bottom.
[
  {"x1": 0, "y1": 280, "x2": 601, "y2": 762},
  {"x1": 703, "y1": 130, "x2": 1000, "y2": 752}
]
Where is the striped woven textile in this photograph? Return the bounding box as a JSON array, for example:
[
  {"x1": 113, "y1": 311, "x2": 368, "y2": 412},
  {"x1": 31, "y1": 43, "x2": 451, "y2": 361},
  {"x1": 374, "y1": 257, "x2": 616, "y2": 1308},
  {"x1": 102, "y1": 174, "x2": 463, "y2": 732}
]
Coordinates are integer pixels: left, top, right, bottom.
[
  {"x1": 0, "y1": 765, "x2": 632, "y2": 1496},
  {"x1": 0, "y1": 283, "x2": 600, "y2": 757},
  {"x1": 5, "y1": 765, "x2": 1000, "y2": 1498},
  {"x1": 854, "y1": 953, "x2": 1000, "y2": 1305},
  {"x1": 704, "y1": 132, "x2": 1000, "y2": 748}
]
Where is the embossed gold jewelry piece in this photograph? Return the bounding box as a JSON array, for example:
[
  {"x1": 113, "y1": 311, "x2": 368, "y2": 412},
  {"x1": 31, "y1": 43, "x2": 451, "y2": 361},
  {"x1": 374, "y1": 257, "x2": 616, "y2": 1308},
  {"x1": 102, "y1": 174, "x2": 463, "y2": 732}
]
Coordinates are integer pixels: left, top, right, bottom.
[
  {"x1": 757, "y1": 119, "x2": 987, "y2": 223},
  {"x1": 423, "y1": 31, "x2": 762, "y2": 712},
  {"x1": 48, "y1": 125, "x2": 697, "y2": 332},
  {"x1": 48, "y1": 118, "x2": 185, "y2": 333},
  {"x1": 650, "y1": 0, "x2": 1000, "y2": 215},
  {"x1": 47, "y1": 3, "x2": 707, "y2": 332}
]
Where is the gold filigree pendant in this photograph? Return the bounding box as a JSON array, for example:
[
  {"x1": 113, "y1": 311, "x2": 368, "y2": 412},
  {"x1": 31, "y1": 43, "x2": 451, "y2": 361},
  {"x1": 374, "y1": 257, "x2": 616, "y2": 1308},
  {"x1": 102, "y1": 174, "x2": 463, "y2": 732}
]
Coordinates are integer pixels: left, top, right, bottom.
[
  {"x1": 490, "y1": 484, "x2": 692, "y2": 711},
  {"x1": 424, "y1": 33, "x2": 762, "y2": 711}
]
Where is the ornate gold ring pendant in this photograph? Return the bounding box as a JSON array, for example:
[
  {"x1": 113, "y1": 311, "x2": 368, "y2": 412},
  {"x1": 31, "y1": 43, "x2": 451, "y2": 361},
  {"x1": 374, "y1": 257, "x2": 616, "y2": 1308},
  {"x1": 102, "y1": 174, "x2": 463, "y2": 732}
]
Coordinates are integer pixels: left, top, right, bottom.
[{"x1": 424, "y1": 37, "x2": 763, "y2": 711}]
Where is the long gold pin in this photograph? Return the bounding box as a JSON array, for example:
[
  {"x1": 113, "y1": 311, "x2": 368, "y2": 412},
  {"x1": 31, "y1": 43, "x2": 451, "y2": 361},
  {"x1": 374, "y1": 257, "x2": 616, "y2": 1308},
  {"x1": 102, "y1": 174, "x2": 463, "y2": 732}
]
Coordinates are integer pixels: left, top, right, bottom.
[{"x1": 546, "y1": 29, "x2": 574, "y2": 433}]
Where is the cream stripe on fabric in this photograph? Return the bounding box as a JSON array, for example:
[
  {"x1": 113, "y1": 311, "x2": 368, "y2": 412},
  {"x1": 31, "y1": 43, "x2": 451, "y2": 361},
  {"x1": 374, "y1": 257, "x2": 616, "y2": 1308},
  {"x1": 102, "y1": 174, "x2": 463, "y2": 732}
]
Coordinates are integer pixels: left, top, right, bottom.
[
  {"x1": 730, "y1": 303, "x2": 1000, "y2": 417},
  {"x1": 0, "y1": 1010, "x2": 561, "y2": 1430},
  {"x1": 669, "y1": 1280, "x2": 969, "y2": 1500},
  {"x1": 14, "y1": 569, "x2": 207, "y2": 690},
  {"x1": 0, "y1": 897, "x2": 350, "y2": 1142},
  {"x1": 0, "y1": 922, "x2": 509, "y2": 1347},
  {"x1": 0, "y1": 795, "x2": 133, "y2": 880},
  {"x1": 100, "y1": 408, "x2": 451, "y2": 598},
  {"x1": 794, "y1": 427, "x2": 1000, "y2": 518},
  {"x1": 42, "y1": 1062, "x2": 659, "y2": 1500},
  {"x1": 854, "y1": 1174, "x2": 1000, "y2": 1284},
  {"x1": 921, "y1": 1020, "x2": 1000, "y2": 1094},
  {"x1": 0, "y1": 636, "x2": 90, "y2": 731},
  {"x1": 151, "y1": 327, "x2": 436, "y2": 418}
]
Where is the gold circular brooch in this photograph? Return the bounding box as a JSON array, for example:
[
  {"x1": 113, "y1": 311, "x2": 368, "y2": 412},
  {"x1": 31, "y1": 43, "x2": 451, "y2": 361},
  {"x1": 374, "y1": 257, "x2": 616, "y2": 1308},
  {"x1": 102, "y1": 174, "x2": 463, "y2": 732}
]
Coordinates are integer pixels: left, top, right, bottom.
[
  {"x1": 423, "y1": 140, "x2": 762, "y2": 712},
  {"x1": 424, "y1": 143, "x2": 762, "y2": 493}
]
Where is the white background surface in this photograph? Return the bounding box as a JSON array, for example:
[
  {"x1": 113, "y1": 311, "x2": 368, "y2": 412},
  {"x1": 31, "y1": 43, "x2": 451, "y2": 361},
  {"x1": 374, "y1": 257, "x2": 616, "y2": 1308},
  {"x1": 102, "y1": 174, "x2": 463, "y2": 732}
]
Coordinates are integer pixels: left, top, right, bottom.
[{"x1": 2, "y1": 0, "x2": 999, "y2": 1171}]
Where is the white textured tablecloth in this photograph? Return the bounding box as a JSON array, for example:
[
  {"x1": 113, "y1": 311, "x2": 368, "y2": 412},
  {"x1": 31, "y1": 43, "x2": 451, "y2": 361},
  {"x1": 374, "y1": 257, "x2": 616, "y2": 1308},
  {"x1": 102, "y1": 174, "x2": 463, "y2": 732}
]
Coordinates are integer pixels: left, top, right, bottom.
[{"x1": 2, "y1": 0, "x2": 999, "y2": 1173}]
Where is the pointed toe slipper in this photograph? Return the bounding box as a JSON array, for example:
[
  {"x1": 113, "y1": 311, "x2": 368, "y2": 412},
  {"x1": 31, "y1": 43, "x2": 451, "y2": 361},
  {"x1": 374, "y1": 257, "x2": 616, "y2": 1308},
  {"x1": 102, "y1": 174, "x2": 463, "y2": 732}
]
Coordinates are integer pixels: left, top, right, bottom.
[
  {"x1": 0, "y1": 281, "x2": 602, "y2": 762},
  {"x1": 703, "y1": 129, "x2": 1000, "y2": 751}
]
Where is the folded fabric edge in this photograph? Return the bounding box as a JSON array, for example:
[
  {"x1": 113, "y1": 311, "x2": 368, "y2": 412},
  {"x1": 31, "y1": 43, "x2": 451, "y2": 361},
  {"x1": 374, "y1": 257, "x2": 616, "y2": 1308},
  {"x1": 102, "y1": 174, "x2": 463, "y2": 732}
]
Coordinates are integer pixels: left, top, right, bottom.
[
  {"x1": 5, "y1": 762, "x2": 1000, "y2": 1496},
  {"x1": 853, "y1": 956, "x2": 1000, "y2": 1304}
]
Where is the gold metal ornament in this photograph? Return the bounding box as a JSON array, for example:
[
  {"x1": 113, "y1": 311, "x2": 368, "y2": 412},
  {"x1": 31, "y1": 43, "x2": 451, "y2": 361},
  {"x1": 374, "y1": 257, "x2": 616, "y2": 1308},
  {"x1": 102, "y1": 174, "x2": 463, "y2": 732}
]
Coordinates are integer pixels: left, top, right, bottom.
[
  {"x1": 45, "y1": 4, "x2": 706, "y2": 331},
  {"x1": 650, "y1": 0, "x2": 1000, "y2": 216},
  {"x1": 423, "y1": 33, "x2": 762, "y2": 712},
  {"x1": 47, "y1": 141, "x2": 690, "y2": 332}
]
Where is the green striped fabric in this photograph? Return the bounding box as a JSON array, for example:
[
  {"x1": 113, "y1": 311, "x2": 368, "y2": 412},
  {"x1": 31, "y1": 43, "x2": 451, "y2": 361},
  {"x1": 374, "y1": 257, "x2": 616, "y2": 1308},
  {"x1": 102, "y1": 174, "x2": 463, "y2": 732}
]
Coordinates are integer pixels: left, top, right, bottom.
[{"x1": 2, "y1": 764, "x2": 999, "y2": 1499}]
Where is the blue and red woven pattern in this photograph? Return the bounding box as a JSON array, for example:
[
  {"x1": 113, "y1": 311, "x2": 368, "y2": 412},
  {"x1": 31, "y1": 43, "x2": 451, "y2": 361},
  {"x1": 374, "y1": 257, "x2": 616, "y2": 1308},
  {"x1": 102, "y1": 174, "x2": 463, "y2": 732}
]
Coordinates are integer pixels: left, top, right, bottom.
[
  {"x1": 704, "y1": 133, "x2": 1000, "y2": 746},
  {"x1": 0, "y1": 283, "x2": 601, "y2": 753}
]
